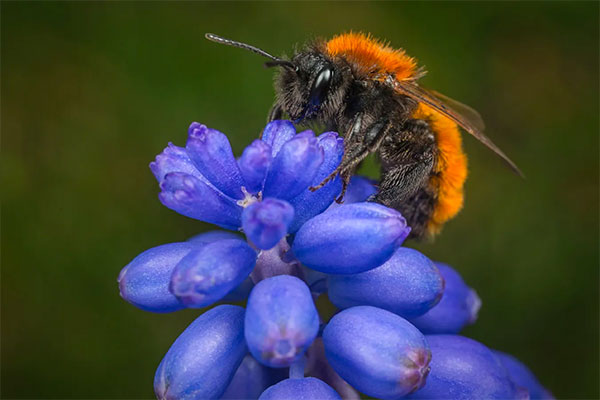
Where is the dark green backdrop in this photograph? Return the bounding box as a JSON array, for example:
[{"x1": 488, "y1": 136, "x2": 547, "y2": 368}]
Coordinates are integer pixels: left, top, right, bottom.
[{"x1": 2, "y1": 2, "x2": 598, "y2": 399}]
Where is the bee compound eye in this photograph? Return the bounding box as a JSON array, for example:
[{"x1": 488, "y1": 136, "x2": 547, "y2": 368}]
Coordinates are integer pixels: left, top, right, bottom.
[{"x1": 309, "y1": 67, "x2": 334, "y2": 106}]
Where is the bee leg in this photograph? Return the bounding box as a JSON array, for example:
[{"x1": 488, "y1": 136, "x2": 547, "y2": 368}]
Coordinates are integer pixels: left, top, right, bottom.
[
  {"x1": 311, "y1": 118, "x2": 392, "y2": 196},
  {"x1": 334, "y1": 170, "x2": 353, "y2": 204},
  {"x1": 374, "y1": 119, "x2": 436, "y2": 226},
  {"x1": 267, "y1": 102, "x2": 283, "y2": 123}
]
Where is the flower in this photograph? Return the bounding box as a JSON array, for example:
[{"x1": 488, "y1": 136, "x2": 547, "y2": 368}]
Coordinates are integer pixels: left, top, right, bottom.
[{"x1": 119, "y1": 120, "x2": 552, "y2": 400}]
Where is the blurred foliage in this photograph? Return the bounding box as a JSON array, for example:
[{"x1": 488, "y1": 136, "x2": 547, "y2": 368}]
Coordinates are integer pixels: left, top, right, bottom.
[{"x1": 2, "y1": 2, "x2": 598, "y2": 398}]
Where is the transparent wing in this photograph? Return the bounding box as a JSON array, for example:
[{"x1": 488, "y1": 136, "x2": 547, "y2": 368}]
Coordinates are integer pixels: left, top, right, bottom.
[
  {"x1": 393, "y1": 80, "x2": 523, "y2": 177},
  {"x1": 425, "y1": 88, "x2": 485, "y2": 132}
]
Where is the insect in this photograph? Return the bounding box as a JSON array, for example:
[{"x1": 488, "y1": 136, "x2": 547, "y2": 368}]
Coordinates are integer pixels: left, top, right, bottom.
[{"x1": 205, "y1": 32, "x2": 522, "y2": 239}]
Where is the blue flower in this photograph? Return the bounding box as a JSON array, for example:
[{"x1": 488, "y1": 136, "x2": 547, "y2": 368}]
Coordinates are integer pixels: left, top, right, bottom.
[
  {"x1": 150, "y1": 120, "x2": 343, "y2": 246},
  {"x1": 119, "y1": 119, "x2": 549, "y2": 400}
]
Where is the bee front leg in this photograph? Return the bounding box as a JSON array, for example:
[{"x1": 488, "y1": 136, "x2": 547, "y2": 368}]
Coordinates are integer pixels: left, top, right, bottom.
[{"x1": 267, "y1": 102, "x2": 284, "y2": 123}]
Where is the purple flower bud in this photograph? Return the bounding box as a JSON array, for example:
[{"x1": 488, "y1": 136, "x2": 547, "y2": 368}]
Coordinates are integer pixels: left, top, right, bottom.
[
  {"x1": 328, "y1": 248, "x2": 444, "y2": 318},
  {"x1": 222, "y1": 354, "x2": 287, "y2": 400},
  {"x1": 154, "y1": 305, "x2": 247, "y2": 400},
  {"x1": 238, "y1": 139, "x2": 273, "y2": 194},
  {"x1": 292, "y1": 203, "x2": 411, "y2": 274},
  {"x1": 159, "y1": 172, "x2": 242, "y2": 230},
  {"x1": 222, "y1": 277, "x2": 254, "y2": 302},
  {"x1": 150, "y1": 142, "x2": 201, "y2": 182},
  {"x1": 407, "y1": 335, "x2": 524, "y2": 400},
  {"x1": 118, "y1": 242, "x2": 193, "y2": 313},
  {"x1": 187, "y1": 230, "x2": 242, "y2": 245},
  {"x1": 261, "y1": 120, "x2": 297, "y2": 156},
  {"x1": 245, "y1": 275, "x2": 319, "y2": 368},
  {"x1": 288, "y1": 132, "x2": 344, "y2": 233},
  {"x1": 259, "y1": 378, "x2": 342, "y2": 400},
  {"x1": 323, "y1": 306, "x2": 431, "y2": 399},
  {"x1": 408, "y1": 263, "x2": 481, "y2": 334},
  {"x1": 336, "y1": 176, "x2": 378, "y2": 205},
  {"x1": 263, "y1": 134, "x2": 324, "y2": 201},
  {"x1": 169, "y1": 239, "x2": 257, "y2": 308},
  {"x1": 186, "y1": 122, "x2": 245, "y2": 199},
  {"x1": 493, "y1": 350, "x2": 554, "y2": 400},
  {"x1": 242, "y1": 198, "x2": 294, "y2": 250}
]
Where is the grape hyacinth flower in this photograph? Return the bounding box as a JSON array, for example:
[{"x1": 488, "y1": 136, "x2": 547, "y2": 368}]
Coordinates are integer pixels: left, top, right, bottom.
[{"x1": 118, "y1": 120, "x2": 551, "y2": 399}]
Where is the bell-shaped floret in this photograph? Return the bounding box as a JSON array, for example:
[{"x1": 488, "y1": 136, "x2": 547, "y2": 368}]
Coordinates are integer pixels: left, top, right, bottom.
[
  {"x1": 407, "y1": 335, "x2": 526, "y2": 400},
  {"x1": 185, "y1": 122, "x2": 246, "y2": 199},
  {"x1": 263, "y1": 133, "x2": 324, "y2": 200},
  {"x1": 261, "y1": 120, "x2": 297, "y2": 156},
  {"x1": 118, "y1": 242, "x2": 194, "y2": 313},
  {"x1": 328, "y1": 247, "x2": 444, "y2": 318},
  {"x1": 187, "y1": 230, "x2": 242, "y2": 245},
  {"x1": 288, "y1": 132, "x2": 344, "y2": 233},
  {"x1": 292, "y1": 203, "x2": 411, "y2": 274},
  {"x1": 245, "y1": 275, "x2": 319, "y2": 368},
  {"x1": 159, "y1": 172, "x2": 242, "y2": 230},
  {"x1": 169, "y1": 239, "x2": 257, "y2": 308},
  {"x1": 238, "y1": 139, "x2": 273, "y2": 194},
  {"x1": 242, "y1": 198, "x2": 294, "y2": 250},
  {"x1": 154, "y1": 305, "x2": 247, "y2": 400},
  {"x1": 494, "y1": 350, "x2": 554, "y2": 399},
  {"x1": 259, "y1": 378, "x2": 341, "y2": 400},
  {"x1": 222, "y1": 354, "x2": 287, "y2": 400},
  {"x1": 409, "y1": 263, "x2": 481, "y2": 334},
  {"x1": 323, "y1": 306, "x2": 431, "y2": 399},
  {"x1": 150, "y1": 142, "x2": 201, "y2": 182}
]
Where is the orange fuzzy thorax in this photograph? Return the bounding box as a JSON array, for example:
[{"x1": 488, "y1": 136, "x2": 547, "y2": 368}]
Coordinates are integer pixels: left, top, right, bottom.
[
  {"x1": 325, "y1": 32, "x2": 419, "y2": 82},
  {"x1": 412, "y1": 104, "x2": 468, "y2": 236}
]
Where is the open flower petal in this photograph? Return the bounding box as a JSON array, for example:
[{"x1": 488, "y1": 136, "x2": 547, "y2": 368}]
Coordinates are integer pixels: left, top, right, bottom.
[
  {"x1": 238, "y1": 139, "x2": 273, "y2": 194},
  {"x1": 186, "y1": 122, "x2": 246, "y2": 199},
  {"x1": 159, "y1": 172, "x2": 242, "y2": 230},
  {"x1": 288, "y1": 132, "x2": 344, "y2": 233},
  {"x1": 263, "y1": 133, "x2": 324, "y2": 200},
  {"x1": 150, "y1": 142, "x2": 202, "y2": 182},
  {"x1": 261, "y1": 120, "x2": 297, "y2": 157}
]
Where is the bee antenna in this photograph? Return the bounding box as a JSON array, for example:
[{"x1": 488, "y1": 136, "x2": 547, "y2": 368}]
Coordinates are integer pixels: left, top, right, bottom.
[
  {"x1": 205, "y1": 33, "x2": 296, "y2": 70},
  {"x1": 264, "y1": 60, "x2": 297, "y2": 70}
]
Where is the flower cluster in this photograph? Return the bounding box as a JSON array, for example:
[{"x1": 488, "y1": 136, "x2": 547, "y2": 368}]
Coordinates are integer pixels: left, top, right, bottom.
[{"x1": 118, "y1": 120, "x2": 552, "y2": 400}]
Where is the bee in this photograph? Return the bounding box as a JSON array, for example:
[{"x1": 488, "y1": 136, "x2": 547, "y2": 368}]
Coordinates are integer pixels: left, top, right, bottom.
[{"x1": 205, "y1": 32, "x2": 522, "y2": 239}]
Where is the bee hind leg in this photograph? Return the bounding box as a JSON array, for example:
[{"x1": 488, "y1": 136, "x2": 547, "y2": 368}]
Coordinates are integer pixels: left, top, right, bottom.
[{"x1": 374, "y1": 119, "x2": 437, "y2": 238}]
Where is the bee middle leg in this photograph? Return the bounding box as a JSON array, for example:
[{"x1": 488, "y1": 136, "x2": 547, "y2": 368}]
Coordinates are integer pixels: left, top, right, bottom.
[
  {"x1": 267, "y1": 102, "x2": 284, "y2": 123},
  {"x1": 310, "y1": 116, "x2": 392, "y2": 202}
]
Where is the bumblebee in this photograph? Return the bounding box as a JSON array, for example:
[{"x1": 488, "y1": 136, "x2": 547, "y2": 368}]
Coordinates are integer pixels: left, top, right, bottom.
[{"x1": 205, "y1": 33, "x2": 522, "y2": 239}]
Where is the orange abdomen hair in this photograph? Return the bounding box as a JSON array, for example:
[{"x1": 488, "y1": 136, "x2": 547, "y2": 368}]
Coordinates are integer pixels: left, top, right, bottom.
[
  {"x1": 325, "y1": 32, "x2": 420, "y2": 82},
  {"x1": 412, "y1": 104, "x2": 468, "y2": 236}
]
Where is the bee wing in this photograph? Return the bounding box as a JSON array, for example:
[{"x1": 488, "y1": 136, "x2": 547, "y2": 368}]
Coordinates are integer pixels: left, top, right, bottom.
[
  {"x1": 424, "y1": 88, "x2": 486, "y2": 132},
  {"x1": 394, "y1": 80, "x2": 523, "y2": 177}
]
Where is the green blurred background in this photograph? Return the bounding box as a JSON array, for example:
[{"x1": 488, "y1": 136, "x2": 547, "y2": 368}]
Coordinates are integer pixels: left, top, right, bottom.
[{"x1": 2, "y1": 1, "x2": 598, "y2": 398}]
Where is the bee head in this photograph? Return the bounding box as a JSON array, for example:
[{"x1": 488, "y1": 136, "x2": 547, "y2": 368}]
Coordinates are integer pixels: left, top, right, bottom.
[
  {"x1": 275, "y1": 49, "x2": 350, "y2": 123},
  {"x1": 205, "y1": 34, "x2": 351, "y2": 123}
]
